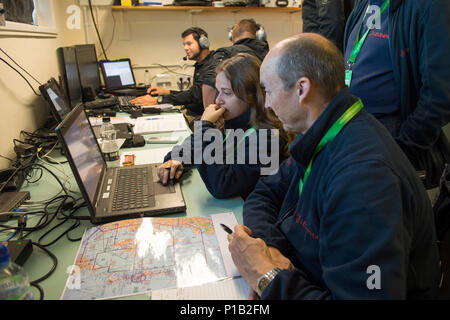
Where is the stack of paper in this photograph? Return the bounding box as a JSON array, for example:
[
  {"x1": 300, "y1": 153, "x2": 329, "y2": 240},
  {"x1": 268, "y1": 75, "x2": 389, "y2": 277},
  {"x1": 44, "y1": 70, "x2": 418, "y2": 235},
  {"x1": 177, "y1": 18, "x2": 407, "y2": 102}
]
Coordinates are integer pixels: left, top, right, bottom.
[
  {"x1": 133, "y1": 114, "x2": 189, "y2": 134},
  {"x1": 120, "y1": 147, "x2": 173, "y2": 166}
]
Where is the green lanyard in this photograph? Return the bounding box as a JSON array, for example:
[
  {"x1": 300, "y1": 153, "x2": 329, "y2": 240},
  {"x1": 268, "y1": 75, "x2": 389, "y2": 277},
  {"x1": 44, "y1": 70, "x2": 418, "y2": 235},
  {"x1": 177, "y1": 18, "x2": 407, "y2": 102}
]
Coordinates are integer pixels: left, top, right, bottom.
[
  {"x1": 298, "y1": 99, "x2": 364, "y2": 197},
  {"x1": 223, "y1": 126, "x2": 257, "y2": 152},
  {"x1": 345, "y1": 0, "x2": 390, "y2": 87}
]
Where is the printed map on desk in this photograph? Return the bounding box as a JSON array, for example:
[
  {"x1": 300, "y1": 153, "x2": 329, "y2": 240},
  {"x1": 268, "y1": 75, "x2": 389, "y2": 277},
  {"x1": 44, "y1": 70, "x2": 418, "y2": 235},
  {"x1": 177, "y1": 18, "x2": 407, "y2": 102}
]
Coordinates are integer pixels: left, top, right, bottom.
[{"x1": 61, "y1": 213, "x2": 237, "y2": 300}]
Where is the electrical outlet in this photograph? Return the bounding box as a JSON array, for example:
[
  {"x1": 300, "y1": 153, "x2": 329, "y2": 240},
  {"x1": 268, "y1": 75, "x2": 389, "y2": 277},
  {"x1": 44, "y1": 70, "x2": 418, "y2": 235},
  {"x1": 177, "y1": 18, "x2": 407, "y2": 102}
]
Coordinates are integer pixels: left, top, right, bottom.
[
  {"x1": 155, "y1": 74, "x2": 172, "y2": 88},
  {"x1": 177, "y1": 75, "x2": 191, "y2": 90}
]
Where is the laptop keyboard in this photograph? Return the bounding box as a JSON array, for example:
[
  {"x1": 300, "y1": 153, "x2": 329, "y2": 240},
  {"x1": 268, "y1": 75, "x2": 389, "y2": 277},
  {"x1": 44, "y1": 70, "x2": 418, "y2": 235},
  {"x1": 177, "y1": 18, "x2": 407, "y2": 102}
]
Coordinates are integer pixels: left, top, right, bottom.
[
  {"x1": 117, "y1": 95, "x2": 137, "y2": 108},
  {"x1": 112, "y1": 167, "x2": 155, "y2": 211}
]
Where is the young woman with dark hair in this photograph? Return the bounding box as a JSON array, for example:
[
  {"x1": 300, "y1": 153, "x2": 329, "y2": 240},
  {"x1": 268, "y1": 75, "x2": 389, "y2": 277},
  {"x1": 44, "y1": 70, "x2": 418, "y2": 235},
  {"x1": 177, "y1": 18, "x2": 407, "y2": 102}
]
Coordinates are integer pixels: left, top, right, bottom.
[{"x1": 157, "y1": 53, "x2": 290, "y2": 200}]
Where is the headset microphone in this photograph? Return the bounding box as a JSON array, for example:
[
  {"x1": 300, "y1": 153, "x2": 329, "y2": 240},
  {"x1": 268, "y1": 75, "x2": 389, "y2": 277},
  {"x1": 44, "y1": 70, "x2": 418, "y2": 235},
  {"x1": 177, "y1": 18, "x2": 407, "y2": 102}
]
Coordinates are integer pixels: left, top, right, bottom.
[{"x1": 183, "y1": 55, "x2": 188, "y2": 61}]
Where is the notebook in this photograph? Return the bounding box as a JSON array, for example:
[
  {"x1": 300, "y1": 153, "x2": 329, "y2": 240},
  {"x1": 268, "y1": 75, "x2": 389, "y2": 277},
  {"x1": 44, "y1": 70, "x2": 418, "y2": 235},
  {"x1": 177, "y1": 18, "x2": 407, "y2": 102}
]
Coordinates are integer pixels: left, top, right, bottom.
[
  {"x1": 55, "y1": 104, "x2": 186, "y2": 224},
  {"x1": 99, "y1": 59, "x2": 147, "y2": 96}
]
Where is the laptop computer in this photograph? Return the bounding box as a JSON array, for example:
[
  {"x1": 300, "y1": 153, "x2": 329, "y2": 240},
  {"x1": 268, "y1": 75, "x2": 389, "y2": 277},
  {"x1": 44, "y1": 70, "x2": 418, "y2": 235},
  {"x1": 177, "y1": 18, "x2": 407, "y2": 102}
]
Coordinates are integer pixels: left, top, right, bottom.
[
  {"x1": 39, "y1": 78, "x2": 72, "y2": 123},
  {"x1": 40, "y1": 78, "x2": 132, "y2": 139},
  {"x1": 99, "y1": 59, "x2": 147, "y2": 96},
  {"x1": 55, "y1": 104, "x2": 186, "y2": 224}
]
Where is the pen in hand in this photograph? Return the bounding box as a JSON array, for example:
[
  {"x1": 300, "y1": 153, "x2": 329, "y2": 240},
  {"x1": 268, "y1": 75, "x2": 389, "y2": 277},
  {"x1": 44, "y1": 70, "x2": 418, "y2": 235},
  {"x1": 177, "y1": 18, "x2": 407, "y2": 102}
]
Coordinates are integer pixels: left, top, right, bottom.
[
  {"x1": 164, "y1": 167, "x2": 183, "y2": 171},
  {"x1": 220, "y1": 223, "x2": 233, "y2": 234}
]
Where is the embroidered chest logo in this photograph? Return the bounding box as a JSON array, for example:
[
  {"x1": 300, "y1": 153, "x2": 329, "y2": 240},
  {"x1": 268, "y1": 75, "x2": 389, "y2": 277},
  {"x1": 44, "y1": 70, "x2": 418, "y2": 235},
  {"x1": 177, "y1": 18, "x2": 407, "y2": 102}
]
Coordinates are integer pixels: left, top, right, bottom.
[
  {"x1": 295, "y1": 213, "x2": 319, "y2": 240},
  {"x1": 369, "y1": 30, "x2": 389, "y2": 39}
]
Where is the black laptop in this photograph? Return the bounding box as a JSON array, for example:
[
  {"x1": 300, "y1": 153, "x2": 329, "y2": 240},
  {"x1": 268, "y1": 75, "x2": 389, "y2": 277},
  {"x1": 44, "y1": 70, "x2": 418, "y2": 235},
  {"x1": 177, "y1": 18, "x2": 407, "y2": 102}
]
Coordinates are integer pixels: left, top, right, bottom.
[
  {"x1": 99, "y1": 59, "x2": 147, "y2": 96},
  {"x1": 39, "y1": 78, "x2": 72, "y2": 123},
  {"x1": 55, "y1": 104, "x2": 186, "y2": 224},
  {"x1": 40, "y1": 78, "x2": 132, "y2": 139}
]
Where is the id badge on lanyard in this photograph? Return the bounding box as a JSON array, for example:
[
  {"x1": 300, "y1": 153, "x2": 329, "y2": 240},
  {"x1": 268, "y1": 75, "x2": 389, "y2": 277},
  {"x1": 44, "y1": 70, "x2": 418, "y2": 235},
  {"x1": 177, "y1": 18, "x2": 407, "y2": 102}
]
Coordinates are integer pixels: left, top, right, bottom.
[{"x1": 345, "y1": 69, "x2": 353, "y2": 87}]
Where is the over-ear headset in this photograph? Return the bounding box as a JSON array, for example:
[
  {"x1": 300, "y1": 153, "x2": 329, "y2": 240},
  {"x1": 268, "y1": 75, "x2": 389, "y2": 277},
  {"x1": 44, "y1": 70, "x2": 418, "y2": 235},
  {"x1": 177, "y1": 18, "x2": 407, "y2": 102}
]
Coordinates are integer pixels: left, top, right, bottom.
[
  {"x1": 228, "y1": 24, "x2": 266, "y2": 42},
  {"x1": 256, "y1": 25, "x2": 266, "y2": 41},
  {"x1": 198, "y1": 33, "x2": 210, "y2": 49},
  {"x1": 192, "y1": 28, "x2": 209, "y2": 49},
  {"x1": 184, "y1": 27, "x2": 210, "y2": 50}
]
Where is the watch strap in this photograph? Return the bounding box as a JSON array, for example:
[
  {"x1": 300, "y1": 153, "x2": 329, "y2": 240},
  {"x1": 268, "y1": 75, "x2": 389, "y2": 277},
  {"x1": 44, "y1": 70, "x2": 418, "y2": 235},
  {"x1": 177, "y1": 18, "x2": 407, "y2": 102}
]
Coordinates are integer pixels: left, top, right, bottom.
[{"x1": 256, "y1": 267, "x2": 281, "y2": 297}]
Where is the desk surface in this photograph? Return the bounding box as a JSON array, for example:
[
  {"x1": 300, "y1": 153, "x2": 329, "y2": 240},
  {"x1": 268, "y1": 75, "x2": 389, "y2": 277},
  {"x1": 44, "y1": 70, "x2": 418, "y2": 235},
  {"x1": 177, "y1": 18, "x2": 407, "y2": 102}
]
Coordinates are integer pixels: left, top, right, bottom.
[{"x1": 14, "y1": 116, "x2": 244, "y2": 300}]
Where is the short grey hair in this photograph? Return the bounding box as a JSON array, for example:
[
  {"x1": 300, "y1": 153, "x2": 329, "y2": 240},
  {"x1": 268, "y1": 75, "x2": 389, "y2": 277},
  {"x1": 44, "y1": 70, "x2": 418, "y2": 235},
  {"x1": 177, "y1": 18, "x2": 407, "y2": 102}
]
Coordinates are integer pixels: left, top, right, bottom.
[{"x1": 277, "y1": 35, "x2": 345, "y2": 101}]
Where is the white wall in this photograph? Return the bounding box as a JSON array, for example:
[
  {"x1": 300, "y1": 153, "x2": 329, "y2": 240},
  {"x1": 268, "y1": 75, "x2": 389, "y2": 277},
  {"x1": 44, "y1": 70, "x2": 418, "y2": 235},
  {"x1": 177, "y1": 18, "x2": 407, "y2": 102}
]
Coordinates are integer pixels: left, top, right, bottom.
[
  {"x1": 83, "y1": 6, "x2": 302, "y2": 88},
  {"x1": 0, "y1": 0, "x2": 86, "y2": 168}
]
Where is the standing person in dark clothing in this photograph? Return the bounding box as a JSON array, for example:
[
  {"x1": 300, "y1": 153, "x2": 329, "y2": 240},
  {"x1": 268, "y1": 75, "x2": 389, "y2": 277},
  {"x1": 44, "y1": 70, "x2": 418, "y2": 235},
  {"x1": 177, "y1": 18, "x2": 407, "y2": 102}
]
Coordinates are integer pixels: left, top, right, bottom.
[
  {"x1": 343, "y1": 0, "x2": 450, "y2": 189},
  {"x1": 302, "y1": 0, "x2": 354, "y2": 51},
  {"x1": 227, "y1": 34, "x2": 440, "y2": 300},
  {"x1": 131, "y1": 27, "x2": 217, "y2": 116},
  {"x1": 157, "y1": 53, "x2": 289, "y2": 200}
]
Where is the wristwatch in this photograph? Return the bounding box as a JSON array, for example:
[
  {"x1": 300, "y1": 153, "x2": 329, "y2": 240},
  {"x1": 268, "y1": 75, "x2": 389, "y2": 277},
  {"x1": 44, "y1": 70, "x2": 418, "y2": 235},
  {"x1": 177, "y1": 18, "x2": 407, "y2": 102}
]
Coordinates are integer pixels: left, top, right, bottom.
[
  {"x1": 157, "y1": 95, "x2": 163, "y2": 104},
  {"x1": 256, "y1": 267, "x2": 281, "y2": 297}
]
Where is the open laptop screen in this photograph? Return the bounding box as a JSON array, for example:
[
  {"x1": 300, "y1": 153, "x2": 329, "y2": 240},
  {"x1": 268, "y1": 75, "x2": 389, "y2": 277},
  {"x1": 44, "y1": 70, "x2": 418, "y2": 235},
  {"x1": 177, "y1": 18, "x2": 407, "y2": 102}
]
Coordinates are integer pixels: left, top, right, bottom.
[
  {"x1": 100, "y1": 59, "x2": 136, "y2": 89},
  {"x1": 60, "y1": 107, "x2": 104, "y2": 206},
  {"x1": 40, "y1": 78, "x2": 72, "y2": 122}
]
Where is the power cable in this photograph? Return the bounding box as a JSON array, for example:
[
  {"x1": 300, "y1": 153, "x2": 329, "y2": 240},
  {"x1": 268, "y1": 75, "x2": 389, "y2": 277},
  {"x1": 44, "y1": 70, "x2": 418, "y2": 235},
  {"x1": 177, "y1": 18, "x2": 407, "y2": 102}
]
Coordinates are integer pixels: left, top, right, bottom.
[
  {"x1": 0, "y1": 57, "x2": 41, "y2": 96},
  {"x1": 0, "y1": 48, "x2": 42, "y2": 85},
  {"x1": 88, "y1": 0, "x2": 108, "y2": 60}
]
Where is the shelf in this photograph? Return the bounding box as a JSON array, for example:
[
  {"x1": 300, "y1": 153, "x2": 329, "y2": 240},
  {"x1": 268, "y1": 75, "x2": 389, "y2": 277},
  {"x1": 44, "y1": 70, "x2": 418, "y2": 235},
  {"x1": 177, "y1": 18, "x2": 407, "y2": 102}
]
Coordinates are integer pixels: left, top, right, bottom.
[{"x1": 111, "y1": 5, "x2": 302, "y2": 13}]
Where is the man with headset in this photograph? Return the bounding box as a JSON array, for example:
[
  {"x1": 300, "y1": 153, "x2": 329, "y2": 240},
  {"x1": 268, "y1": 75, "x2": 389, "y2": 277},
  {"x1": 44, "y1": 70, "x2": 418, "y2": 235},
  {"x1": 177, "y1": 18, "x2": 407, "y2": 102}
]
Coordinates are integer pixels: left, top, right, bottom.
[
  {"x1": 200, "y1": 19, "x2": 270, "y2": 109},
  {"x1": 130, "y1": 27, "x2": 217, "y2": 117},
  {"x1": 227, "y1": 18, "x2": 269, "y2": 61}
]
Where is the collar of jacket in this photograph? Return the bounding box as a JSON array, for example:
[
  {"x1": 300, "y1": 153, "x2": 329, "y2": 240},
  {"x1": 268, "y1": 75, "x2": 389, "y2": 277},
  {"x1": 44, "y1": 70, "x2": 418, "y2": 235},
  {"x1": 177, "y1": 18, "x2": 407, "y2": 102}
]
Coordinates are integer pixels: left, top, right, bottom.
[
  {"x1": 195, "y1": 50, "x2": 214, "y2": 68},
  {"x1": 234, "y1": 38, "x2": 268, "y2": 50},
  {"x1": 366, "y1": 0, "x2": 402, "y2": 12},
  {"x1": 224, "y1": 110, "x2": 251, "y2": 131},
  {"x1": 289, "y1": 87, "x2": 360, "y2": 168},
  {"x1": 389, "y1": 0, "x2": 401, "y2": 11}
]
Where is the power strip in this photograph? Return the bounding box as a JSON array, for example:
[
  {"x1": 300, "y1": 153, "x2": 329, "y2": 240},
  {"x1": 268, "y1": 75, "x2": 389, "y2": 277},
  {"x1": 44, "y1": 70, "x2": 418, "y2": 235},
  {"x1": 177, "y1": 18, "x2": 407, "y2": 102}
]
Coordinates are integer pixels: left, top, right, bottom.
[{"x1": 0, "y1": 191, "x2": 30, "y2": 222}]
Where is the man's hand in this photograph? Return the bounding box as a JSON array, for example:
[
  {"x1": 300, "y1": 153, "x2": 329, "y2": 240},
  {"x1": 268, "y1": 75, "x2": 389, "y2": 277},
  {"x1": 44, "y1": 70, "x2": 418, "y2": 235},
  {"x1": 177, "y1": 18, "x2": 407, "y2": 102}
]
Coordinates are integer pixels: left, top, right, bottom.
[
  {"x1": 227, "y1": 225, "x2": 278, "y2": 294},
  {"x1": 130, "y1": 94, "x2": 157, "y2": 106},
  {"x1": 245, "y1": 247, "x2": 293, "y2": 300},
  {"x1": 201, "y1": 104, "x2": 226, "y2": 123},
  {"x1": 157, "y1": 160, "x2": 183, "y2": 185},
  {"x1": 268, "y1": 246, "x2": 294, "y2": 271},
  {"x1": 147, "y1": 86, "x2": 170, "y2": 96}
]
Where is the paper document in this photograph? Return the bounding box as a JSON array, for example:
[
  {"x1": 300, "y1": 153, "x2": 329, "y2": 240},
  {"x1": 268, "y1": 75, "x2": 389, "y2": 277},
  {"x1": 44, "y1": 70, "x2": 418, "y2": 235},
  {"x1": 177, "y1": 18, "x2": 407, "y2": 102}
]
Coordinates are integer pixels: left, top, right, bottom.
[
  {"x1": 133, "y1": 114, "x2": 189, "y2": 134},
  {"x1": 211, "y1": 212, "x2": 240, "y2": 277},
  {"x1": 120, "y1": 147, "x2": 173, "y2": 166},
  {"x1": 149, "y1": 277, "x2": 250, "y2": 300},
  {"x1": 89, "y1": 116, "x2": 133, "y2": 127},
  {"x1": 60, "y1": 213, "x2": 240, "y2": 300}
]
